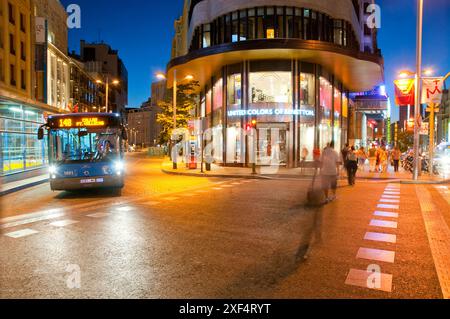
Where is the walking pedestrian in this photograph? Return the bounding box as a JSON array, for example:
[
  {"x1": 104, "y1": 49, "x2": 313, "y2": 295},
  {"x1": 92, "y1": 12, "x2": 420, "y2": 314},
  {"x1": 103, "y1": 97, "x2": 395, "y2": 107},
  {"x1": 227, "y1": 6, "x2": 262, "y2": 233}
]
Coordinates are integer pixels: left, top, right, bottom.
[
  {"x1": 368, "y1": 144, "x2": 377, "y2": 172},
  {"x1": 301, "y1": 146, "x2": 309, "y2": 173},
  {"x1": 357, "y1": 146, "x2": 368, "y2": 171},
  {"x1": 347, "y1": 146, "x2": 358, "y2": 186},
  {"x1": 320, "y1": 141, "x2": 341, "y2": 203},
  {"x1": 392, "y1": 147, "x2": 401, "y2": 173}
]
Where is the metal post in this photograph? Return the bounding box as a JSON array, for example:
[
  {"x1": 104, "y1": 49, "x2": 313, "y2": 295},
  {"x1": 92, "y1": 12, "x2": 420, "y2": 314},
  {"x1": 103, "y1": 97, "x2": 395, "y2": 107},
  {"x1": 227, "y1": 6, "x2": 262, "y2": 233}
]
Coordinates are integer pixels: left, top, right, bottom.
[
  {"x1": 429, "y1": 102, "x2": 435, "y2": 176},
  {"x1": 105, "y1": 76, "x2": 109, "y2": 114},
  {"x1": 413, "y1": 0, "x2": 424, "y2": 181},
  {"x1": 172, "y1": 70, "x2": 178, "y2": 169}
]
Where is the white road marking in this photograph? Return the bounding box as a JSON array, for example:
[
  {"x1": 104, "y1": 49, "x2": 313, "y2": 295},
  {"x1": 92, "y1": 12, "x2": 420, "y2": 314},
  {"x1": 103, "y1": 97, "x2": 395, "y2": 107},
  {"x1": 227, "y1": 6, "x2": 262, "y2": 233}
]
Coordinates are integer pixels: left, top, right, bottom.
[
  {"x1": 0, "y1": 212, "x2": 64, "y2": 229},
  {"x1": 378, "y1": 204, "x2": 399, "y2": 210},
  {"x1": 4, "y1": 229, "x2": 39, "y2": 238},
  {"x1": 382, "y1": 195, "x2": 400, "y2": 199},
  {"x1": 87, "y1": 213, "x2": 110, "y2": 218},
  {"x1": 345, "y1": 269, "x2": 393, "y2": 292},
  {"x1": 370, "y1": 219, "x2": 398, "y2": 229},
  {"x1": 374, "y1": 211, "x2": 399, "y2": 218},
  {"x1": 50, "y1": 220, "x2": 79, "y2": 227},
  {"x1": 380, "y1": 199, "x2": 400, "y2": 203},
  {"x1": 113, "y1": 206, "x2": 135, "y2": 212},
  {"x1": 365, "y1": 232, "x2": 397, "y2": 244},
  {"x1": 357, "y1": 247, "x2": 396, "y2": 263}
]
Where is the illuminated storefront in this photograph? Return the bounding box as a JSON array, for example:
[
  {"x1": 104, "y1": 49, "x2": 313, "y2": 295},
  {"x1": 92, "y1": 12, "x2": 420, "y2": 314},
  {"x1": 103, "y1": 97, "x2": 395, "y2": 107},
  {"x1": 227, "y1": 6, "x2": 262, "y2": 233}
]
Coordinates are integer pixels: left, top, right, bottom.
[
  {"x1": 193, "y1": 60, "x2": 350, "y2": 167},
  {"x1": 0, "y1": 99, "x2": 48, "y2": 176},
  {"x1": 168, "y1": 1, "x2": 384, "y2": 167}
]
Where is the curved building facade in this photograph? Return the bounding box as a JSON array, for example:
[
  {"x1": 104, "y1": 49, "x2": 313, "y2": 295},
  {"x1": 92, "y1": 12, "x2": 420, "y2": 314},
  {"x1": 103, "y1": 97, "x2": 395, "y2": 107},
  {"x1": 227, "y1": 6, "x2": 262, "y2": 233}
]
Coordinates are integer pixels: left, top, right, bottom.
[{"x1": 168, "y1": 0, "x2": 384, "y2": 167}]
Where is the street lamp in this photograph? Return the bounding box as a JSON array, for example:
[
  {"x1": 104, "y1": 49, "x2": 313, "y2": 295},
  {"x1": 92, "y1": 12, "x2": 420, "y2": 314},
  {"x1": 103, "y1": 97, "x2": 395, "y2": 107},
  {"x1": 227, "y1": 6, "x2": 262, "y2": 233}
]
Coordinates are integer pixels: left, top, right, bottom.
[
  {"x1": 155, "y1": 72, "x2": 194, "y2": 169},
  {"x1": 96, "y1": 76, "x2": 120, "y2": 114}
]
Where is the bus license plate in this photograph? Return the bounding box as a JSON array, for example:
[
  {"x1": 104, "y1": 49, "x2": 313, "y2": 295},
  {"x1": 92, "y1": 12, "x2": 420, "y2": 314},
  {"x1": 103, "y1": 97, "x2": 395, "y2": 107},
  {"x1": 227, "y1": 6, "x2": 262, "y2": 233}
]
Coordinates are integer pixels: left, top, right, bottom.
[{"x1": 80, "y1": 178, "x2": 104, "y2": 184}]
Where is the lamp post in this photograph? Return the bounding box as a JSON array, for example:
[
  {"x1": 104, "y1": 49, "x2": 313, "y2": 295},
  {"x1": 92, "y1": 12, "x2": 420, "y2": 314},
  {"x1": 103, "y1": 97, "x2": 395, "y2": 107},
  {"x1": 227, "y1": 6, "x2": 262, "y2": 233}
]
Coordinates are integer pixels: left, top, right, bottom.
[
  {"x1": 155, "y1": 72, "x2": 194, "y2": 170},
  {"x1": 97, "y1": 76, "x2": 120, "y2": 113}
]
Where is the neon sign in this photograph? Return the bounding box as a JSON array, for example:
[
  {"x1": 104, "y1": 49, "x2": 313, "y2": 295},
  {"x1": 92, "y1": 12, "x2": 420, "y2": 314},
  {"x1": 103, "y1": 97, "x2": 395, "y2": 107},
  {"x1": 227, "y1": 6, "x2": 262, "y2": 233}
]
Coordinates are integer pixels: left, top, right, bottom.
[{"x1": 227, "y1": 109, "x2": 315, "y2": 117}]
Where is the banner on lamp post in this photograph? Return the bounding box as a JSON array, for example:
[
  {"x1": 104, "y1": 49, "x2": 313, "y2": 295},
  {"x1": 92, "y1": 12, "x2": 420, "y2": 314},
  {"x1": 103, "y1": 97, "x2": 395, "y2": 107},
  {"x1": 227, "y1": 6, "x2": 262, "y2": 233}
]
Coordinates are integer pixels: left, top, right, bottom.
[
  {"x1": 394, "y1": 79, "x2": 415, "y2": 106},
  {"x1": 421, "y1": 77, "x2": 444, "y2": 105}
]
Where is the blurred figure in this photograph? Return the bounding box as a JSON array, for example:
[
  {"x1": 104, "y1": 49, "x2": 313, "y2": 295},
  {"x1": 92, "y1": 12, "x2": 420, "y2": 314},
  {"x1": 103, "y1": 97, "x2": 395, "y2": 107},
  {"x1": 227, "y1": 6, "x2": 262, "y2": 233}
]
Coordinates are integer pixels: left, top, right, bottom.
[
  {"x1": 320, "y1": 141, "x2": 341, "y2": 203},
  {"x1": 301, "y1": 146, "x2": 309, "y2": 174},
  {"x1": 347, "y1": 146, "x2": 358, "y2": 186},
  {"x1": 357, "y1": 146, "x2": 368, "y2": 171},
  {"x1": 392, "y1": 147, "x2": 401, "y2": 173},
  {"x1": 368, "y1": 144, "x2": 377, "y2": 172}
]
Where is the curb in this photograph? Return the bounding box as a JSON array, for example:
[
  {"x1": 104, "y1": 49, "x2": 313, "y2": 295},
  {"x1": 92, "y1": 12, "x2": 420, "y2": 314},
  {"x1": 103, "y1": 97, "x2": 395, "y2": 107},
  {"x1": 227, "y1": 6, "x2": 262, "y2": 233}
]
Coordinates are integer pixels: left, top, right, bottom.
[
  {"x1": 161, "y1": 167, "x2": 450, "y2": 185},
  {"x1": 0, "y1": 178, "x2": 49, "y2": 197}
]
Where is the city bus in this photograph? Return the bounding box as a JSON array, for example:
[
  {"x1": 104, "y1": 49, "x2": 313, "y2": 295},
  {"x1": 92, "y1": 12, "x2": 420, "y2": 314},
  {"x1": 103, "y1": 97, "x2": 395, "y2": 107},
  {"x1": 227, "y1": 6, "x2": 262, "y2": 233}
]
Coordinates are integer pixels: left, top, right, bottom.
[{"x1": 38, "y1": 113, "x2": 128, "y2": 193}]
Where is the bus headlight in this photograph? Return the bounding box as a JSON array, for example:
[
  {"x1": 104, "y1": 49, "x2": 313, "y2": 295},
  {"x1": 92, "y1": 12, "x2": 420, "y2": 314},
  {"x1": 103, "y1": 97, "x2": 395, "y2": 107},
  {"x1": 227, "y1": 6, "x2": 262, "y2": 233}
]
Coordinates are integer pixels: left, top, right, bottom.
[
  {"x1": 49, "y1": 165, "x2": 57, "y2": 175},
  {"x1": 114, "y1": 161, "x2": 124, "y2": 173}
]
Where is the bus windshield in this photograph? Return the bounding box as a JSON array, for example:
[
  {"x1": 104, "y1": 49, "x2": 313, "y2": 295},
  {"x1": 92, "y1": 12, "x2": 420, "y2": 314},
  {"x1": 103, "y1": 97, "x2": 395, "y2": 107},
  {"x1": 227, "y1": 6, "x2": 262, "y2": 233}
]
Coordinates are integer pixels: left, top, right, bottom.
[{"x1": 50, "y1": 127, "x2": 121, "y2": 164}]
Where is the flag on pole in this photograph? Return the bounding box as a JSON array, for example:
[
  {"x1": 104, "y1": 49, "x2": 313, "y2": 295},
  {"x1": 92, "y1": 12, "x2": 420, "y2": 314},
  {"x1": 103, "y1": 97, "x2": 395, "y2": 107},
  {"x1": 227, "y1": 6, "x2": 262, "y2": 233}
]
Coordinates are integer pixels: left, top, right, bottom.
[
  {"x1": 421, "y1": 77, "x2": 444, "y2": 105},
  {"x1": 394, "y1": 79, "x2": 415, "y2": 106}
]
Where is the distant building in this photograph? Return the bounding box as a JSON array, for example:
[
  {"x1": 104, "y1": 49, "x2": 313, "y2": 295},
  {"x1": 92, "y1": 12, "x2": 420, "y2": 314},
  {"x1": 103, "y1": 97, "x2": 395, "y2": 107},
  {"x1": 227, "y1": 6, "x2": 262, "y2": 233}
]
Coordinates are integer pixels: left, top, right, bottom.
[
  {"x1": 437, "y1": 89, "x2": 449, "y2": 143},
  {"x1": 127, "y1": 84, "x2": 165, "y2": 148},
  {"x1": 127, "y1": 100, "x2": 153, "y2": 148},
  {"x1": 78, "y1": 40, "x2": 129, "y2": 116},
  {"x1": 68, "y1": 56, "x2": 106, "y2": 113},
  {"x1": 350, "y1": 86, "x2": 389, "y2": 147}
]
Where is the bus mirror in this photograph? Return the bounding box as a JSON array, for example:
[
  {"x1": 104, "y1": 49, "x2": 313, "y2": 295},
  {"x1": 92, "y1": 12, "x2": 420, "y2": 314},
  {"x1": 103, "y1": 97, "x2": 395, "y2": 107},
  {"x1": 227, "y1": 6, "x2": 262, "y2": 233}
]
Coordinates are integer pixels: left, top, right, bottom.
[
  {"x1": 122, "y1": 129, "x2": 128, "y2": 141},
  {"x1": 78, "y1": 131, "x2": 88, "y2": 137},
  {"x1": 38, "y1": 128, "x2": 44, "y2": 140}
]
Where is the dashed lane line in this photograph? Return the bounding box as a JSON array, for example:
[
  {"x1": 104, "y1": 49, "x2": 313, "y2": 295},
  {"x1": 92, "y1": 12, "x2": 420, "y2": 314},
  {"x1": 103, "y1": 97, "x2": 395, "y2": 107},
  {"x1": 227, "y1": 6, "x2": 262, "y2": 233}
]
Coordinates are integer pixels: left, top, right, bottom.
[
  {"x1": 364, "y1": 232, "x2": 397, "y2": 244},
  {"x1": 50, "y1": 220, "x2": 79, "y2": 227},
  {"x1": 370, "y1": 219, "x2": 398, "y2": 229},
  {"x1": 4, "y1": 229, "x2": 39, "y2": 238}
]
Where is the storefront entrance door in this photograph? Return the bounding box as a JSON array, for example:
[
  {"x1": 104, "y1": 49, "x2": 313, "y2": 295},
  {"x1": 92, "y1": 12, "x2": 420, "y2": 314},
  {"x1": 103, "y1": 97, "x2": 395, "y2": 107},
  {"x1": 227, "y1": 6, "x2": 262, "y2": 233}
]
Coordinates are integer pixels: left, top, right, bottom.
[{"x1": 256, "y1": 123, "x2": 288, "y2": 166}]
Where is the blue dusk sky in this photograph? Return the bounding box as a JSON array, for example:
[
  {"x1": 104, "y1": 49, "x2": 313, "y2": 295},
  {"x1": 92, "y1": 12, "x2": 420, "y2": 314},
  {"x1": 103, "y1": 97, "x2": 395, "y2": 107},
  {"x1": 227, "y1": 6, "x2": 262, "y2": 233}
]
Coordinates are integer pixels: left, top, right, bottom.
[{"x1": 61, "y1": 0, "x2": 450, "y2": 120}]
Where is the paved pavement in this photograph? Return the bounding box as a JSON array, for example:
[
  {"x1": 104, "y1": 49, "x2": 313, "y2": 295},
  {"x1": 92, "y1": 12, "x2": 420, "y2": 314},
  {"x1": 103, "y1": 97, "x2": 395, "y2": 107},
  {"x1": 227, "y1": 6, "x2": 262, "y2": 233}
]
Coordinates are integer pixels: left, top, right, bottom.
[
  {"x1": 0, "y1": 154, "x2": 449, "y2": 298},
  {"x1": 161, "y1": 160, "x2": 450, "y2": 184}
]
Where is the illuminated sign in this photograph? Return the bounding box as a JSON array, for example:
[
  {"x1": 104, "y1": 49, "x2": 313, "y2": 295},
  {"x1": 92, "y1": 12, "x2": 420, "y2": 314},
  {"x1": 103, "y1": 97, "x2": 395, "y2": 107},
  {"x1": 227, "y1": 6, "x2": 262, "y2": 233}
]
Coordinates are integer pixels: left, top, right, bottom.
[
  {"x1": 58, "y1": 117, "x2": 106, "y2": 128},
  {"x1": 49, "y1": 116, "x2": 118, "y2": 129},
  {"x1": 227, "y1": 109, "x2": 315, "y2": 117}
]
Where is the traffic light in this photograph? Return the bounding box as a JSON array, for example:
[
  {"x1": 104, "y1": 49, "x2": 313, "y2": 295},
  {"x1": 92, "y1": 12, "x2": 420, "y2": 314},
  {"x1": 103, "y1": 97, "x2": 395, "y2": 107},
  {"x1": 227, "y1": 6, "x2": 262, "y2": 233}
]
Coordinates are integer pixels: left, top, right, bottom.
[{"x1": 246, "y1": 119, "x2": 257, "y2": 132}]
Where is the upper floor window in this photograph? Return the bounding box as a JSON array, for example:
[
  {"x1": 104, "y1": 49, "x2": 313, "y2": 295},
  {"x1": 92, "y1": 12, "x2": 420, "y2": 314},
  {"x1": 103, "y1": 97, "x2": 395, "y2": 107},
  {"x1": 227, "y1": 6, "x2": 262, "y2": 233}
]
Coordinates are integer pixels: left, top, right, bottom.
[
  {"x1": 8, "y1": 2, "x2": 15, "y2": 25},
  {"x1": 190, "y1": 6, "x2": 360, "y2": 53},
  {"x1": 20, "y1": 13, "x2": 26, "y2": 32}
]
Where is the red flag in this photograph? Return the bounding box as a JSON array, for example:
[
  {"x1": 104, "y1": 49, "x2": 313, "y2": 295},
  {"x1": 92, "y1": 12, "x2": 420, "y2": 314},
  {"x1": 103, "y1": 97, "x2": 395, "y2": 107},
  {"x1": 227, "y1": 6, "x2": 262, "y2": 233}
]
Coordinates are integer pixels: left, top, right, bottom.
[{"x1": 394, "y1": 79, "x2": 415, "y2": 106}]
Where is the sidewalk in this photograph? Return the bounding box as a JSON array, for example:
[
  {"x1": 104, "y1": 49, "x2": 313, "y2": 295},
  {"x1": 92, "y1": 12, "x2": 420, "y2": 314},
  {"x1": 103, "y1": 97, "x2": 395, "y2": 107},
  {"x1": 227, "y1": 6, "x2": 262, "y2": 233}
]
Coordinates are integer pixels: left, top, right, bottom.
[
  {"x1": 0, "y1": 174, "x2": 48, "y2": 197},
  {"x1": 161, "y1": 160, "x2": 450, "y2": 184}
]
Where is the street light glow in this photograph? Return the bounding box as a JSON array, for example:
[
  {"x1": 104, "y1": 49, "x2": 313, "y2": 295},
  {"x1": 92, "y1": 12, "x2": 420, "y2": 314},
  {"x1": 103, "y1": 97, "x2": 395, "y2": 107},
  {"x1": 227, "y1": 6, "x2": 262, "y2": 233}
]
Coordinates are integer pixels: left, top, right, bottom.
[{"x1": 156, "y1": 73, "x2": 166, "y2": 80}]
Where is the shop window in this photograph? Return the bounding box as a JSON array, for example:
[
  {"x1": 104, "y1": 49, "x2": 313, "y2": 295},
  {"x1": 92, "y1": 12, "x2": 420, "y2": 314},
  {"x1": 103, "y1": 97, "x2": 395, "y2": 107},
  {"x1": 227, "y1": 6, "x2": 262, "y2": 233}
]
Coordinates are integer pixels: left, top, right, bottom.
[
  {"x1": 250, "y1": 70, "x2": 292, "y2": 104},
  {"x1": 227, "y1": 73, "x2": 242, "y2": 107},
  {"x1": 320, "y1": 76, "x2": 333, "y2": 149},
  {"x1": 300, "y1": 73, "x2": 315, "y2": 106}
]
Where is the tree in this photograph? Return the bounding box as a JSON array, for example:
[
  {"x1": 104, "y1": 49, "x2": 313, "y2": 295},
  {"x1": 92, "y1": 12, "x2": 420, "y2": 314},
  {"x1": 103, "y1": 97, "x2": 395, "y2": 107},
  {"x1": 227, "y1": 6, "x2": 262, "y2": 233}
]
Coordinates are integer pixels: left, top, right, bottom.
[
  {"x1": 157, "y1": 81, "x2": 200, "y2": 144},
  {"x1": 397, "y1": 130, "x2": 414, "y2": 152}
]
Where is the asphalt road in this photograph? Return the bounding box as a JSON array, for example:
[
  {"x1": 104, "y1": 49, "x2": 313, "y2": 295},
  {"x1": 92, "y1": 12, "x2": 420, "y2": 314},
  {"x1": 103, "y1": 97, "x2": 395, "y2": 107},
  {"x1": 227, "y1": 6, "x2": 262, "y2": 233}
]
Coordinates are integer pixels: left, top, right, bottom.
[{"x1": 0, "y1": 153, "x2": 448, "y2": 298}]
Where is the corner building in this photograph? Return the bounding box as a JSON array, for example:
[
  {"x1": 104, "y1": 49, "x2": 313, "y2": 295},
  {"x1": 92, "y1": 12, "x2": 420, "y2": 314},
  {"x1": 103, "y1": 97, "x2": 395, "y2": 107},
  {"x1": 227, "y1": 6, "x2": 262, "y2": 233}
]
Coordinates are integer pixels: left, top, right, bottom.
[{"x1": 168, "y1": 0, "x2": 384, "y2": 167}]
